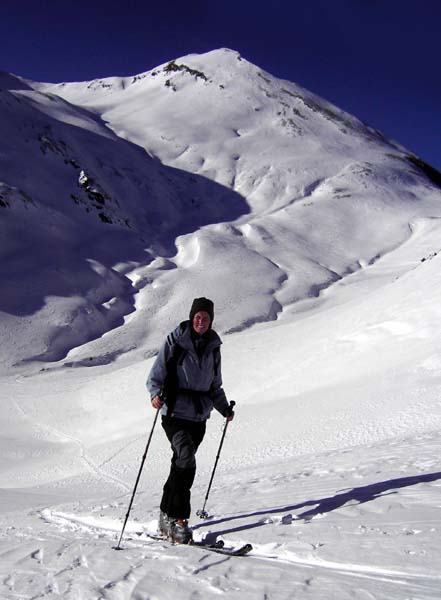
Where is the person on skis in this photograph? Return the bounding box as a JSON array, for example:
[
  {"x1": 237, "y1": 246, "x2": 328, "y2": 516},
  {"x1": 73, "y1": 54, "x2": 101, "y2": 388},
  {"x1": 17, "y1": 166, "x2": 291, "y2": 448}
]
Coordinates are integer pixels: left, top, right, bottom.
[{"x1": 147, "y1": 297, "x2": 234, "y2": 544}]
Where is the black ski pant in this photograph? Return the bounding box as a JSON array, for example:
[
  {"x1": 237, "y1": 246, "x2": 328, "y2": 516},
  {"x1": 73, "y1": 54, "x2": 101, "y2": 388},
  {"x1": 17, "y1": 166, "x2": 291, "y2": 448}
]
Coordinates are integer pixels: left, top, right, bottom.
[{"x1": 160, "y1": 416, "x2": 206, "y2": 520}]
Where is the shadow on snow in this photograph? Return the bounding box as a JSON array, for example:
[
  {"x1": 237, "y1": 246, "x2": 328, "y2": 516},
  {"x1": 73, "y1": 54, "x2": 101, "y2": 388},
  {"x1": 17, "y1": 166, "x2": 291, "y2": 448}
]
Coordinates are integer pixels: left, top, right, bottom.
[
  {"x1": 0, "y1": 83, "x2": 249, "y2": 363},
  {"x1": 195, "y1": 471, "x2": 441, "y2": 541}
]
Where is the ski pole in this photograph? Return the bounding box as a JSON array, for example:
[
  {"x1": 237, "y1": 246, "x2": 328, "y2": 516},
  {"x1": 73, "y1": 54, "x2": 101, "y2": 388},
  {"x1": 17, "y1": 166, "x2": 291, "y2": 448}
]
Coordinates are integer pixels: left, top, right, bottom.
[
  {"x1": 114, "y1": 408, "x2": 160, "y2": 550},
  {"x1": 197, "y1": 401, "x2": 235, "y2": 519}
]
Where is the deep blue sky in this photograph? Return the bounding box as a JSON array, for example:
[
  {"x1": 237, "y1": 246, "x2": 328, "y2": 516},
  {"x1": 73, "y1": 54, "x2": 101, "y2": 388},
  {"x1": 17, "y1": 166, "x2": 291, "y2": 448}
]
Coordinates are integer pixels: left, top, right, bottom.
[{"x1": 2, "y1": 0, "x2": 440, "y2": 169}]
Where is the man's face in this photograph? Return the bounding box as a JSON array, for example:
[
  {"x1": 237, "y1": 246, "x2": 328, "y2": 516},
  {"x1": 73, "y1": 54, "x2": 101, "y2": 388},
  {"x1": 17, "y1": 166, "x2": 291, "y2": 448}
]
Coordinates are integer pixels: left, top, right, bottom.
[{"x1": 192, "y1": 310, "x2": 211, "y2": 335}]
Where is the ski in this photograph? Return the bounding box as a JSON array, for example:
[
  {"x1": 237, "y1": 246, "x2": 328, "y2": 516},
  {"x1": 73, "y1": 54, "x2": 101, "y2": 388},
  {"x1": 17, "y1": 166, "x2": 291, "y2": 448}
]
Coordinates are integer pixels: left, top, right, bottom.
[
  {"x1": 193, "y1": 541, "x2": 253, "y2": 557},
  {"x1": 131, "y1": 531, "x2": 252, "y2": 557}
]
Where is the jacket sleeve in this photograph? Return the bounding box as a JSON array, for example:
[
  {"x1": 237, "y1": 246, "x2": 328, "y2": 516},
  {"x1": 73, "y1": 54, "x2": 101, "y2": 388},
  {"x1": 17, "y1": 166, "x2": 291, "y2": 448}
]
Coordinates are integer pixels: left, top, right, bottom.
[
  {"x1": 210, "y1": 351, "x2": 230, "y2": 416},
  {"x1": 146, "y1": 334, "x2": 174, "y2": 400}
]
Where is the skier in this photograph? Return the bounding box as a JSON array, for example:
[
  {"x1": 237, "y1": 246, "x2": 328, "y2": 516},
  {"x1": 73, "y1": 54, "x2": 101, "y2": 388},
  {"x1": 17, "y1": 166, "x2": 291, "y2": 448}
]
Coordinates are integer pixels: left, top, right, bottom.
[{"x1": 147, "y1": 297, "x2": 234, "y2": 544}]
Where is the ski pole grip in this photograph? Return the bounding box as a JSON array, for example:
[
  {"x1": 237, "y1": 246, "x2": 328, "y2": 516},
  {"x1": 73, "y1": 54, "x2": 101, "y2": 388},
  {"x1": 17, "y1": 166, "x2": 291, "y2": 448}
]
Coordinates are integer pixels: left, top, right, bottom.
[{"x1": 225, "y1": 401, "x2": 235, "y2": 419}]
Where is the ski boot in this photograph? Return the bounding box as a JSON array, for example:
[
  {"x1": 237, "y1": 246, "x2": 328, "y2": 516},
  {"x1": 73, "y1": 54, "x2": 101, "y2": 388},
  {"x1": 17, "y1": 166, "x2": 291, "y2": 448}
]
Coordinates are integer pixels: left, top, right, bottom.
[
  {"x1": 170, "y1": 518, "x2": 193, "y2": 544},
  {"x1": 158, "y1": 511, "x2": 173, "y2": 538}
]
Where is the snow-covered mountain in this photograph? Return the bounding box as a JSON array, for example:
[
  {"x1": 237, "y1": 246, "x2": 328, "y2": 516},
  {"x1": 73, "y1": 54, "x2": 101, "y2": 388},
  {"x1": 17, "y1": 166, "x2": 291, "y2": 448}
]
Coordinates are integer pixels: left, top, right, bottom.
[
  {"x1": 1, "y1": 50, "x2": 441, "y2": 598},
  {"x1": 2, "y1": 48, "x2": 441, "y2": 372}
]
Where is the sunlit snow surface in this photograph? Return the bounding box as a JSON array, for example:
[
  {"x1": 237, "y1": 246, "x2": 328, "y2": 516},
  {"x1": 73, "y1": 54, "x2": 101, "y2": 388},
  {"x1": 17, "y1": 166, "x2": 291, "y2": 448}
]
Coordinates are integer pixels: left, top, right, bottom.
[{"x1": 1, "y1": 50, "x2": 441, "y2": 598}]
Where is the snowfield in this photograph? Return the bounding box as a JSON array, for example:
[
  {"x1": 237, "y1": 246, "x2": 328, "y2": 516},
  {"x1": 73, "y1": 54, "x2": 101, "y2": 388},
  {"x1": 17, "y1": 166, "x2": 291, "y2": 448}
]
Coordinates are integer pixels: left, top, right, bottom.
[{"x1": 1, "y1": 49, "x2": 441, "y2": 599}]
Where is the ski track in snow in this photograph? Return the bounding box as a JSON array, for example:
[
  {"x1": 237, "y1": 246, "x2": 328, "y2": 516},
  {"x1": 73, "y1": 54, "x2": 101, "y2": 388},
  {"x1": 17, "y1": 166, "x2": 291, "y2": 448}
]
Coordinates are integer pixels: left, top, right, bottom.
[
  {"x1": 1, "y1": 432, "x2": 440, "y2": 599},
  {"x1": 11, "y1": 395, "x2": 131, "y2": 495}
]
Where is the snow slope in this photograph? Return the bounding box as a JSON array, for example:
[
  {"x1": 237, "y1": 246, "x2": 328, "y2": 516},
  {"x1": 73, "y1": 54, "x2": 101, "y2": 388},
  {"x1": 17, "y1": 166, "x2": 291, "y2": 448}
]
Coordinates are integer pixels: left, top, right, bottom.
[
  {"x1": 1, "y1": 50, "x2": 441, "y2": 598},
  {"x1": 0, "y1": 67, "x2": 246, "y2": 371},
  {"x1": 27, "y1": 49, "x2": 441, "y2": 369}
]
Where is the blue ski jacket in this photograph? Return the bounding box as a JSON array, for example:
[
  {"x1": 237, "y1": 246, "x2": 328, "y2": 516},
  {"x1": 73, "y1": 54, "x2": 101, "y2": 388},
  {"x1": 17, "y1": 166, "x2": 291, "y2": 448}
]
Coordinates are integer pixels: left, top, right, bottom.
[{"x1": 146, "y1": 321, "x2": 229, "y2": 422}]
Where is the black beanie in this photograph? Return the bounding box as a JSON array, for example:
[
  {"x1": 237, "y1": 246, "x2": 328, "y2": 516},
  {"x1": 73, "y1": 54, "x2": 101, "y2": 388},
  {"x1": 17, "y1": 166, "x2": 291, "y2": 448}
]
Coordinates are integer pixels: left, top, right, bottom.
[{"x1": 189, "y1": 297, "x2": 214, "y2": 324}]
